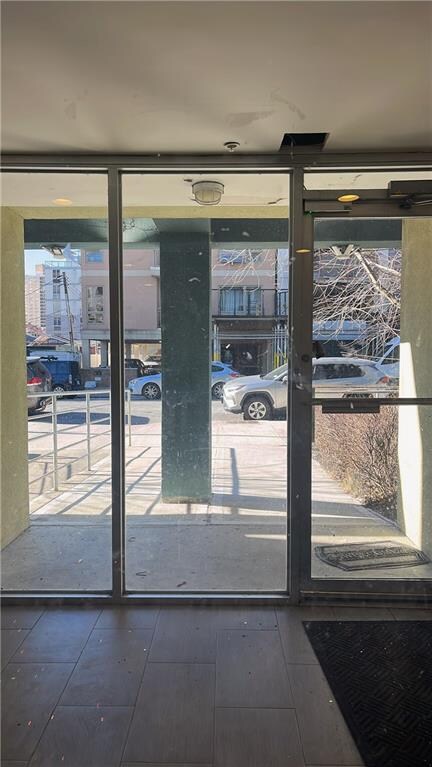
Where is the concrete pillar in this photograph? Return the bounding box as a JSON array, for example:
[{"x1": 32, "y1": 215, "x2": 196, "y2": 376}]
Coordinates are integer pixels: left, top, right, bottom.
[
  {"x1": 125, "y1": 343, "x2": 132, "y2": 359},
  {"x1": 398, "y1": 218, "x2": 432, "y2": 556},
  {"x1": 1, "y1": 208, "x2": 30, "y2": 547},
  {"x1": 100, "y1": 340, "x2": 109, "y2": 367},
  {"x1": 81, "y1": 339, "x2": 91, "y2": 368},
  {"x1": 160, "y1": 229, "x2": 211, "y2": 502}
]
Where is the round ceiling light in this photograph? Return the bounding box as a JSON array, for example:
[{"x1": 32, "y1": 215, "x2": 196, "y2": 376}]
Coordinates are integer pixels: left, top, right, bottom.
[
  {"x1": 337, "y1": 193, "x2": 360, "y2": 203},
  {"x1": 192, "y1": 180, "x2": 224, "y2": 206},
  {"x1": 52, "y1": 197, "x2": 73, "y2": 206}
]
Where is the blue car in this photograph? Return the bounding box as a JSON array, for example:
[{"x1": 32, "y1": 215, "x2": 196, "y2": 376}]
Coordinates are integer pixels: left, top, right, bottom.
[{"x1": 128, "y1": 362, "x2": 240, "y2": 400}]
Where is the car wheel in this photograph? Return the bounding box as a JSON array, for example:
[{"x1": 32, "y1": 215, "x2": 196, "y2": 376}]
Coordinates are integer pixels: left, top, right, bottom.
[
  {"x1": 141, "y1": 382, "x2": 161, "y2": 400},
  {"x1": 243, "y1": 396, "x2": 272, "y2": 421},
  {"x1": 212, "y1": 381, "x2": 224, "y2": 400},
  {"x1": 53, "y1": 384, "x2": 66, "y2": 399},
  {"x1": 37, "y1": 399, "x2": 47, "y2": 412}
]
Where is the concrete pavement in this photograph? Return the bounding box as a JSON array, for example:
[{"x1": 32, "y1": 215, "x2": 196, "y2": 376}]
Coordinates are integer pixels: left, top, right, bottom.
[{"x1": 2, "y1": 400, "x2": 432, "y2": 590}]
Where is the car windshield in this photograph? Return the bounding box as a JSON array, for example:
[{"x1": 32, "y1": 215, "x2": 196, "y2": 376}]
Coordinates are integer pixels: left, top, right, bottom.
[{"x1": 263, "y1": 363, "x2": 288, "y2": 381}]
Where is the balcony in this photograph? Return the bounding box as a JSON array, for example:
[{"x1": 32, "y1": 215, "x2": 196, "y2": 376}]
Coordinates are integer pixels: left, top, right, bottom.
[{"x1": 213, "y1": 288, "x2": 289, "y2": 318}]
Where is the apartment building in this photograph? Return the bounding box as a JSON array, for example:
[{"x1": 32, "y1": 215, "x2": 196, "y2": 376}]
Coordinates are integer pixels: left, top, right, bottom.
[
  {"x1": 80, "y1": 247, "x2": 160, "y2": 366},
  {"x1": 24, "y1": 274, "x2": 42, "y2": 328},
  {"x1": 212, "y1": 246, "x2": 288, "y2": 374},
  {"x1": 80, "y1": 243, "x2": 288, "y2": 373},
  {"x1": 43, "y1": 259, "x2": 82, "y2": 343}
]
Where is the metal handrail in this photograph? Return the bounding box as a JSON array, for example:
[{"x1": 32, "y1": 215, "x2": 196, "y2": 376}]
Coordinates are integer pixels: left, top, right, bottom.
[
  {"x1": 28, "y1": 388, "x2": 132, "y2": 491},
  {"x1": 28, "y1": 432, "x2": 112, "y2": 485}
]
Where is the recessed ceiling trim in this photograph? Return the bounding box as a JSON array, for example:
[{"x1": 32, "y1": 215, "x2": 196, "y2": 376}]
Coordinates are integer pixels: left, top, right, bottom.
[{"x1": 1, "y1": 151, "x2": 432, "y2": 171}]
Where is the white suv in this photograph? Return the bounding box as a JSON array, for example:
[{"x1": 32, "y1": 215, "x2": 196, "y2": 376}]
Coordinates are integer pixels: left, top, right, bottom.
[{"x1": 223, "y1": 357, "x2": 393, "y2": 420}]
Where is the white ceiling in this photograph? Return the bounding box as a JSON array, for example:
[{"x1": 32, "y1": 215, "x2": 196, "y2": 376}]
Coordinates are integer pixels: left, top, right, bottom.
[
  {"x1": 1, "y1": 1, "x2": 431, "y2": 155},
  {"x1": 0, "y1": 172, "x2": 289, "y2": 206},
  {"x1": 304, "y1": 169, "x2": 432, "y2": 190}
]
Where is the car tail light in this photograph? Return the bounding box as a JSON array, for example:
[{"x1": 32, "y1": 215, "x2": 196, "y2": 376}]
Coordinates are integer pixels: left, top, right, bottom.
[
  {"x1": 378, "y1": 375, "x2": 391, "y2": 384},
  {"x1": 229, "y1": 372, "x2": 240, "y2": 378},
  {"x1": 28, "y1": 376, "x2": 42, "y2": 384}
]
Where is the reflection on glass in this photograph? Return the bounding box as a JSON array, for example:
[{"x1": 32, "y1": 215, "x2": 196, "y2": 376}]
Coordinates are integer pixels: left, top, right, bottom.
[{"x1": 313, "y1": 237, "x2": 401, "y2": 391}]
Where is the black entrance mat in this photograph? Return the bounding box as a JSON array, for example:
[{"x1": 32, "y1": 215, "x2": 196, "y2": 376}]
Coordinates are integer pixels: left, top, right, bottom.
[{"x1": 304, "y1": 621, "x2": 432, "y2": 767}]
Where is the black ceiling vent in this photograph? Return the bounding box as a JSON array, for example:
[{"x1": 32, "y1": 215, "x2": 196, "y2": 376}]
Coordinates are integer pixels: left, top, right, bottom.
[{"x1": 280, "y1": 132, "x2": 329, "y2": 152}]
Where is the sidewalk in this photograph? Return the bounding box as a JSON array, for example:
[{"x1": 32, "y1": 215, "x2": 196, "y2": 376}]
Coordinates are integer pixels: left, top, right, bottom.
[{"x1": 3, "y1": 420, "x2": 431, "y2": 590}]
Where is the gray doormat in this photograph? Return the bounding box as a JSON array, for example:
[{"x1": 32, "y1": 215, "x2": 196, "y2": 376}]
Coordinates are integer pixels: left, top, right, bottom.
[{"x1": 314, "y1": 540, "x2": 430, "y2": 571}]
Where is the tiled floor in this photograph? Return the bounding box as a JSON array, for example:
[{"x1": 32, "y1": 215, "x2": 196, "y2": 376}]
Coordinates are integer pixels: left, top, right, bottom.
[{"x1": 1, "y1": 604, "x2": 430, "y2": 766}]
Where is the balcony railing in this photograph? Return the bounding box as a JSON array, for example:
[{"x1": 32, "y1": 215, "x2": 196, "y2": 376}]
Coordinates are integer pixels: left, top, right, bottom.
[{"x1": 213, "y1": 289, "x2": 289, "y2": 318}]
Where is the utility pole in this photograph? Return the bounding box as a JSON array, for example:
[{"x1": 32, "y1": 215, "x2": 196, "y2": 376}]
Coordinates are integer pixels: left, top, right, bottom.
[{"x1": 62, "y1": 271, "x2": 75, "y2": 349}]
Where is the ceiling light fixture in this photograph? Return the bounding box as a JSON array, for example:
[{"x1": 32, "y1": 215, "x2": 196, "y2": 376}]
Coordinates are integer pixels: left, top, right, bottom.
[
  {"x1": 224, "y1": 141, "x2": 240, "y2": 152},
  {"x1": 192, "y1": 180, "x2": 224, "y2": 206},
  {"x1": 41, "y1": 244, "x2": 65, "y2": 257},
  {"x1": 52, "y1": 197, "x2": 72, "y2": 206},
  {"x1": 337, "y1": 193, "x2": 360, "y2": 203}
]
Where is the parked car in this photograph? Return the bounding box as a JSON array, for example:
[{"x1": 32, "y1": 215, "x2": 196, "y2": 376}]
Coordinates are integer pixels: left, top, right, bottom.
[
  {"x1": 29, "y1": 355, "x2": 82, "y2": 394},
  {"x1": 27, "y1": 357, "x2": 52, "y2": 415},
  {"x1": 378, "y1": 336, "x2": 400, "y2": 380},
  {"x1": 124, "y1": 358, "x2": 148, "y2": 377},
  {"x1": 312, "y1": 357, "x2": 393, "y2": 397},
  {"x1": 99, "y1": 359, "x2": 157, "y2": 377},
  {"x1": 143, "y1": 353, "x2": 161, "y2": 372},
  {"x1": 128, "y1": 362, "x2": 240, "y2": 400},
  {"x1": 223, "y1": 358, "x2": 394, "y2": 420}
]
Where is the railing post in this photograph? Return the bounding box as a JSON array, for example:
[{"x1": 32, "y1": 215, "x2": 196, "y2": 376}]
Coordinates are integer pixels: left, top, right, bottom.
[
  {"x1": 86, "y1": 391, "x2": 91, "y2": 471},
  {"x1": 52, "y1": 393, "x2": 59, "y2": 491},
  {"x1": 127, "y1": 388, "x2": 132, "y2": 447}
]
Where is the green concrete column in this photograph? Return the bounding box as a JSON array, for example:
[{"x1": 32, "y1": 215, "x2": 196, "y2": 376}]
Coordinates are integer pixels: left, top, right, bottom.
[
  {"x1": 1, "y1": 208, "x2": 30, "y2": 547},
  {"x1": 160, "y1": 228, "x2": 211, "y2": 502},
  {"x1": 398, "y1": 218, "x2": 432, "y2": 556}
]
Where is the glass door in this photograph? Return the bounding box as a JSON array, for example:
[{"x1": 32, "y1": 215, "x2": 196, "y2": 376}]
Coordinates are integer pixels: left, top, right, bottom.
[{"x1": 303, "y1": 169, "x2": 432, "y2": 597}]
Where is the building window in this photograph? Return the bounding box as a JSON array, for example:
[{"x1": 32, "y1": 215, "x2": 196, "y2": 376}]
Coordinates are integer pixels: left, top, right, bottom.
[
  {"x1": 86, "y1": 251, "x2": 103, "y2": 263},
  {"x1": 218, "y1": 249, "x2": 262, "y2": 265},
  {"x1": 53, "y1": 316, "x2": 62, "y2": 330},
  {"x1": 87, "y1": 286, "x2": 104, "y2": 324},
  {"x1": 52, "y1": 268, "x2": 62, "y2": 284},
  {"x1": 219, "y1": 287, "x2": 262, "y2": 316}
]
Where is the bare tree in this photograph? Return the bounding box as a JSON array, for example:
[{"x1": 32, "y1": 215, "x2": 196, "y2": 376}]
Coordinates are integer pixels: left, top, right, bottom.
[
  {"x1": 313, "y1": 245, "x2": 401, "y2": 356},
  {"x1": 214, "y1": 248, "x2": 275, "y2": 289}
]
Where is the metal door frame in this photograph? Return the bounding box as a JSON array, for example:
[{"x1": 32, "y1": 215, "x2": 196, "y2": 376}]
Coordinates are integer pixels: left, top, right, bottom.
[
  {"x1": 1, "y1": 151, "x2": 432, "y2": 605},
  {"x1": 298, "y1": 189, "x2": 432, "y2": 601}
]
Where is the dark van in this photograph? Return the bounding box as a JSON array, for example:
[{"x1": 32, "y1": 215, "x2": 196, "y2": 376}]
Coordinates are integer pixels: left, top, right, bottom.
[{"x1": 36, "y1": 356, "x2": 82, "y2": 394}]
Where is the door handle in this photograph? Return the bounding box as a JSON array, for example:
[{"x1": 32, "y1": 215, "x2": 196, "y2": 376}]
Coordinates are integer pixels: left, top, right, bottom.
[{"x1": 321, "y1": 399, "x2": 381, "y2": 414}]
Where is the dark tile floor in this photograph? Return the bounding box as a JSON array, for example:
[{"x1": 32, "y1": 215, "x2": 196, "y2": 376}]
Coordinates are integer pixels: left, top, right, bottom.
[{"x1": 1, "y1": 604, "x2": 430, "y2": 766}]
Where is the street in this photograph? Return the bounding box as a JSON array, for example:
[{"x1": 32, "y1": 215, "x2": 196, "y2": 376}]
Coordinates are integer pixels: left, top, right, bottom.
[{"x1": 29, "y1": 394, "x2": 243, "y2": 426}]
